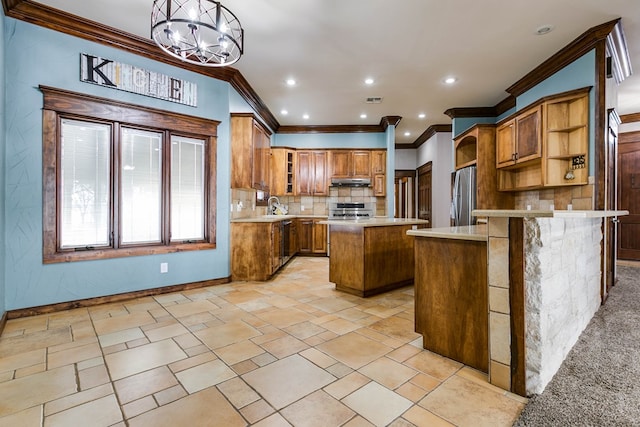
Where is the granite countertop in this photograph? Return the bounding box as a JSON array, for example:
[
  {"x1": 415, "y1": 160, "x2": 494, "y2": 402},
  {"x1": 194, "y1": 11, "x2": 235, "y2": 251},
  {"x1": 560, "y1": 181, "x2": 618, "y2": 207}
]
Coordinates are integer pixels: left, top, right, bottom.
[
  {"x1": 407, "y1": 224, "x2": 488, "y2": 241},
  {"x1": 319, "y1": 217, "x2": 430, "y2": 227},
  {"x1": 231, "y1": 215, "x2": 327, "y2": 223},
  {"x1": 473, "y1": 209, "x2": 629, "y2": 218}
]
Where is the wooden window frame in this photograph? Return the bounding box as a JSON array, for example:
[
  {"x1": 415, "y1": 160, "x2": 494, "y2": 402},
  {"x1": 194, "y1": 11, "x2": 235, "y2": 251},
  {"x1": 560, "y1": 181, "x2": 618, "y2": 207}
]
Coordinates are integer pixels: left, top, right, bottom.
[{"x1": 41, "y1": 86, "x2": 219, "y2": 263}]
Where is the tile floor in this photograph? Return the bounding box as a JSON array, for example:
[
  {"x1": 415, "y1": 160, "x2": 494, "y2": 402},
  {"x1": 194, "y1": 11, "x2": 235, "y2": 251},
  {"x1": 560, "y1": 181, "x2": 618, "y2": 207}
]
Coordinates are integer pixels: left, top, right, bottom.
[{"x1": 0, "y1": 257, "x2": 526, "y2": 427}]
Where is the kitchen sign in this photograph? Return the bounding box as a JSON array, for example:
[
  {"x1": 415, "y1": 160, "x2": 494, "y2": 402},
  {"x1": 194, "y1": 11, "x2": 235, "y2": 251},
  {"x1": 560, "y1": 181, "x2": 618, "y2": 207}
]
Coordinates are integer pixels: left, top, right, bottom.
[{"x1": 80, "y1": 53, "x2": 197, "y2": 107}]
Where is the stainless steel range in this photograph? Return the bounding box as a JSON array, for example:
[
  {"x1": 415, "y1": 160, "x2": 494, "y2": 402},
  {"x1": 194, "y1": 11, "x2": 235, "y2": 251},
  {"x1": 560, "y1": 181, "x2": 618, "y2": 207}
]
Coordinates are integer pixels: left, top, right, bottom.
[{"x1": 329, "y1": 202, "x2": 375, "y2": 220}]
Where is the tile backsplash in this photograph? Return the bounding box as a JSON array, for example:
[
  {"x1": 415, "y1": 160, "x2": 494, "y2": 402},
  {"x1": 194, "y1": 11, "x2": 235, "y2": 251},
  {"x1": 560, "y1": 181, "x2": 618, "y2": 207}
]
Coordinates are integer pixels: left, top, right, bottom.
[{"x1": 230, "y1": 187, "x2": 386, "y2": 219}]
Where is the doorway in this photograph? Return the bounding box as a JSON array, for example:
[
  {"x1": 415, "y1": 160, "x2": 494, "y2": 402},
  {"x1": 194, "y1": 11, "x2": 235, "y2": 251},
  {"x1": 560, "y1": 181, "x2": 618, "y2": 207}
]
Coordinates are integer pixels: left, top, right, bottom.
[
  {"x1": 395, "y1": 170, "x2": 415, "y2": 218},
  {"x1": 417, "y1": 162, "x2": 432, "y2": 227},
  {"x1": 618, "y1": 129, "x2": 640, "y2": 261}
]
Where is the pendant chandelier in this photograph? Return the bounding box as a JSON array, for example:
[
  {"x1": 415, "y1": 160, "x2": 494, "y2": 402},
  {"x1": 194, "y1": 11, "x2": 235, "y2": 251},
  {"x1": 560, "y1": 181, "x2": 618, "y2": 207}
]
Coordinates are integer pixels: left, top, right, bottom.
[{"x1": 151, "y1": 0, "x2": 244, "y2": 67}]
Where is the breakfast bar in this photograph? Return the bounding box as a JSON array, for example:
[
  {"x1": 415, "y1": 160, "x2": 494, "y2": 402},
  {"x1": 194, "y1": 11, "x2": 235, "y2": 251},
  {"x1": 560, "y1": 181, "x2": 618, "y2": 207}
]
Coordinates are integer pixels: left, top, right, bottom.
[
  {"x1": 409, "y1": 209, "x2": 628, "y2": 397},
  {"x1": 322, "y1": 218, "x2": 429, "y2": 297}
]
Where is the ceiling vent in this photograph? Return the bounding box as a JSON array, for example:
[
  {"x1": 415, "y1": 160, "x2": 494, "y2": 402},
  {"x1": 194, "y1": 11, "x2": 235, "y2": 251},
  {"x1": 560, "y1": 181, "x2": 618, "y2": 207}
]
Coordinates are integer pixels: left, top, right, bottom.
[{"x1": 365, "y1": 97, "x2": 383, "y2": 104}]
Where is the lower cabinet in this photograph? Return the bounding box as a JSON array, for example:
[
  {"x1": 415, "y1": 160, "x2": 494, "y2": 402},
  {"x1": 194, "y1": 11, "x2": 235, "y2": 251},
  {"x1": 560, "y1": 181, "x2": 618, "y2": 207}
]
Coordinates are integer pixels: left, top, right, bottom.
[
  {"x1": 232, "y1": 221, "x2": 290, "y2": 281},
  {"x1": 297, "y1": 218, "x2": 327, "y2": 255}
]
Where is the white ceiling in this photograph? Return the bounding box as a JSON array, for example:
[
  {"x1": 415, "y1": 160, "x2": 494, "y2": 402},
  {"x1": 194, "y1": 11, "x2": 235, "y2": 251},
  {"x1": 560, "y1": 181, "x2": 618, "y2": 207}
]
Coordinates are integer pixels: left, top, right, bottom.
[{"x1": 33, "y1": 0, "x2": 640, "y2": 144}]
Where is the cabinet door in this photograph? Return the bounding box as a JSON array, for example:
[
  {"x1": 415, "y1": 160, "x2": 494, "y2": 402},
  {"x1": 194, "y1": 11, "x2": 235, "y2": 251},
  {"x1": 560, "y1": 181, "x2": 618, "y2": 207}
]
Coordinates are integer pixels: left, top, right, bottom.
[
  {"x1": 311, "y1": 151, "x2": 328, "y2": 195},
  {"x1": 373, "y1": 174, "x2": 385, "y2": 196},
  {"x1": 371, "y1": 150, "x2": 386, "y2": 174},
  {"x1": 352, "y1": 151, "x2": 371, "y2": 178},
  {"x1": 298, "y1": 219, "x2": 313, "y2": 253},
  {"x1": 296, "y1": 151, "x2": 313, "y2": 195},
  {"x1": 515, "y1": 106, "x2": 541, "y2": 163},
  {"x1": 289, "y1": 221, "x2": 298, "y2": 256},
  {"x1": 496, "y1": 120, "x2": 515, "y2": 168},
  {"x1": 312, "y1": 220, "x2": 327, "y2": 254},
  {"x1": 252, "y1": 122, "x2": 271, "y2": 191},
  {"x1": 270, "y1": 149, "x2": 294, "y2": 196},
  {"x1": 271, "y1": 222, "x2": 282, "y2": 273},
  {"x1": 329, "y1": 151, "x2": 350, "y2": 178},
  {"x1": 230, "y1": 116, "x2": 253, "y2": 188}
]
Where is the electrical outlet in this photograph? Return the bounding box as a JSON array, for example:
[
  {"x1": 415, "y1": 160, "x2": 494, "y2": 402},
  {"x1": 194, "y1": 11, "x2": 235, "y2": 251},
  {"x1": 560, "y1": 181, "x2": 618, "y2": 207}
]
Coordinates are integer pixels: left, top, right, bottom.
[
  {"x1": 160, "y1": 262, "x2": 168, "y2": 273},
  {"x1": 301, "y1": 205, "x2": 305, "y2": 211}
]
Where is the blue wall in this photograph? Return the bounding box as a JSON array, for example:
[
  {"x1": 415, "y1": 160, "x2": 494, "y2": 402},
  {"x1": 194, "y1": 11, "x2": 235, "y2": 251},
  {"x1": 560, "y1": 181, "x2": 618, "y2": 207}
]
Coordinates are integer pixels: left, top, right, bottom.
[
  {"x1": 273, "y1": 132, "x2": 386, "y2": 149},
  {"x1": 0, "y1": 13, "x2": 6, "y2": 319},
  {"x1": 3, "y1": 19, "x2": 234, "y2": 310},
  {"x1": 451, "y1": 51, "x2": 596, "y2": 174},
  {"x1": 517, "y1": 51, "x2": 596, "y2": 175}
]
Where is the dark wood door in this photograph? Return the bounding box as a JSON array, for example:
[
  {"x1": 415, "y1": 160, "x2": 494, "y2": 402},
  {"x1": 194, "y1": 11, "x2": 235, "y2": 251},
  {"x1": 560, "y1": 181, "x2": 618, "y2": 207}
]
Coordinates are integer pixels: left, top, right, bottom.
[
  {"x1": 394, "y1": 170, "x2": 415, "y2": 218},
  {"x1": 417, "y1": 162, "x2": 432, "y2": 226},
  {"x1": 618, "y1": 130, "x2": 640, "y2": 261},
  {"x1": 603, "y1": 109, "x2": 620, "y2": 301}
]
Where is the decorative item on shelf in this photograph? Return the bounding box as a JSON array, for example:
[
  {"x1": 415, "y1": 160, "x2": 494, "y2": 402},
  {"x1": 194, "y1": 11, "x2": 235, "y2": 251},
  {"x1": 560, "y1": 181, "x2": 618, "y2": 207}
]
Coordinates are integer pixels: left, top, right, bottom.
[
  {"x1": 571, "y1": 155, "x2": 586, "y2": 169},
  {"x1": 151, "y1": 0, "x2": 244, "y2": 67},
  {"x1": 564, "y1": 170, "x2": 575, "y2": 180}
]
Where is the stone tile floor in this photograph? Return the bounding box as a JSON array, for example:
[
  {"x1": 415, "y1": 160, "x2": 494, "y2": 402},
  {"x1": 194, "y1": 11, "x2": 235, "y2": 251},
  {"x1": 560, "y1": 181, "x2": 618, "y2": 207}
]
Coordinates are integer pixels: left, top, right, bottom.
[{"x1": 0, "y1": 257, "x2": 526, "y2": 426}]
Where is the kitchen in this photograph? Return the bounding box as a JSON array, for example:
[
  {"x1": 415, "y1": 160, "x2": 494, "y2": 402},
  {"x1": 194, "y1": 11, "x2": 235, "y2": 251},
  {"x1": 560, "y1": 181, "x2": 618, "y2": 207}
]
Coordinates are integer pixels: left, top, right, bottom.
[{"x1": 1, "y1": 1, "x2": 640, "y2": 426}]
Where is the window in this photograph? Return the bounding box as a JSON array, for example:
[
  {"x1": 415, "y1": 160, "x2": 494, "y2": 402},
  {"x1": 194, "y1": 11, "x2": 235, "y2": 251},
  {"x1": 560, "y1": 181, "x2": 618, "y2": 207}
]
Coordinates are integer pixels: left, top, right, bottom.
[{"x1": 42, "y1": 86, "x2": 218, "y2": 263}]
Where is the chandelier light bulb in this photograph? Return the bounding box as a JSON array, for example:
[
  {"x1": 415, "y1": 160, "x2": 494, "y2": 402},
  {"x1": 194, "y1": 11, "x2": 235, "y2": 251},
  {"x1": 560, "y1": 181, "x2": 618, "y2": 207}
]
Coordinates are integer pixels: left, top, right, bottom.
[{"x1": 188, "y1": 8, "x2": 197, "y2": 20}]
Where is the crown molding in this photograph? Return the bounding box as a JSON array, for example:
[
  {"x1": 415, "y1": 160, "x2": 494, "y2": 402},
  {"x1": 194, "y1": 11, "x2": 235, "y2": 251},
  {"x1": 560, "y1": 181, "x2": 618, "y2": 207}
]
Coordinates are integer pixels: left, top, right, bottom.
[
  {"x1": 1, "y1": 0, "x2": 280, "y2": 131},
  {"x1": 506, "y1": 19, "x2": 620, "y2": 97},
  {"x1": 620, "y1": 112, "x2": 640, "y2": 124},
  {"x1": 396, "y1": 124, "x2": 452, "y2": 149}
]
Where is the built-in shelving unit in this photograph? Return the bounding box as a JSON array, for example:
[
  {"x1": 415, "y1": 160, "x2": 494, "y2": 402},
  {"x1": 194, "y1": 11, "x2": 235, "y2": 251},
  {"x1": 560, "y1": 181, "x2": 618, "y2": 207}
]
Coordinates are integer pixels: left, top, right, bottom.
[{"x1": 497, "y1": 87, "x2": 590, "y2": 191}]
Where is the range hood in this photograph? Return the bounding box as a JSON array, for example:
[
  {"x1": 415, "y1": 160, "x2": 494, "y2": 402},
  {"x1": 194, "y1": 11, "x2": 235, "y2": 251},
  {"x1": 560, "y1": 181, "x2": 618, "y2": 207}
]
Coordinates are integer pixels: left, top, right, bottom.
[{"x1": 330, "y1": 177, "x2": 371, "y2": 187}]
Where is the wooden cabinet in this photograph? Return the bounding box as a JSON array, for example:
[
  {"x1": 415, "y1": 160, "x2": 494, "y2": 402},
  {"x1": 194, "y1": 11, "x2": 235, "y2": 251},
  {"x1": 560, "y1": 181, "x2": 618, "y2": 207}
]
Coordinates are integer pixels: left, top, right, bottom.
[
  {"x1": 414, "y1": 236, "x2": 488, "y2": 372},
  {"x1": 496, "y1": 106, "x2": 542, "y2": 168},
  {"x1": 270, "y1": 221, "x2": 282, "y2": 274},
  {"x1": 497, "y1": 88, "x2": 590, "y2": 191},
  {"x1": 371, "y1": 150, "x2": 386, "y2": 196},
  {"x1": 297, "y1": 218, "x2": 327, "y2": 255},
  {"x1": 329, "y1": 150, "x2": 371, "y2": 178},
  {"x1": 329, "y1": 223, "x2": 426, "y2": 297},
  {"x1": 371, "y1": 150, "x2": 386, "y2": 174},
  {"x1": 271, "y1": 148, "x2": 295, "y2": 196},
  {"x1": 231, "y1": 222, "x2": 278, "y2": 281},
  {"x1": 231, "y1": 113, "x2": 272, "y2": 192},
  {"x1": 454, "y1": 125, "x2": 514, "y2": 209},
  {"x1": 296, "y1": 151, "x2": 328, "y2": 196}
]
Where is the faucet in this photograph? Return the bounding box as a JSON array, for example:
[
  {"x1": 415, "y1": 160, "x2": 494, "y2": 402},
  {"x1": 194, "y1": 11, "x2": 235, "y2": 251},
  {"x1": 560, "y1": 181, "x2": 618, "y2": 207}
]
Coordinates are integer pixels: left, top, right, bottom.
[{"x1": 267, "y1": 196, "x2": 280, "y2": 215}]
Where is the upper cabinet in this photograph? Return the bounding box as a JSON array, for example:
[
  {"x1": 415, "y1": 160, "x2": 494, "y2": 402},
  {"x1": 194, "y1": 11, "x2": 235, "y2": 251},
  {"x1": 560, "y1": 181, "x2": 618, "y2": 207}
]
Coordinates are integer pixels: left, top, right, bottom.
[
  {"x1": 231, "y1": 113, "x2": 272, "y2": 192},
  {"x1": 496, "y1": 105, "x2": 542, "y2": 168},
  {"x1": 371, "y1": 150, "x2": 386, "y2": 174},
  {"x1": 454, "y1": 125, "x2": 514, "y2": 209},
  {"x1": 496, "y1": 87, "x2": 590, "y2": 191},
  {"x1": 371, "y1": 150, "x2": 386, "y2": 196},
  {"x1": 297, "y1": 150, "x2": 328, "y2": 196},
  {"x1": 329, "y1": 150, "x2": 371, "y2": 178},
  {"x1": 271, "y1": 148, "x2": 295, "y2": 196}
]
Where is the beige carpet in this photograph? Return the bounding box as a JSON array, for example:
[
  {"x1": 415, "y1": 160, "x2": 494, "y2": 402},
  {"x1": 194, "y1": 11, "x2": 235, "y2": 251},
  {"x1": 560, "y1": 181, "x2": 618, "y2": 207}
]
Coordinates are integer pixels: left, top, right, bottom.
[{"x1": 514, "y1": 265, "x2": 640, "y2": 426}]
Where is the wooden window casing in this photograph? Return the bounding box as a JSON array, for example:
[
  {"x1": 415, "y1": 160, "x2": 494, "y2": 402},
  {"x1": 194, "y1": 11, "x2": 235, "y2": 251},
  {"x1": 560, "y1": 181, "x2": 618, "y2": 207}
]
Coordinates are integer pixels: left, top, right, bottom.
[{"x1": 41, "y1": 86, "x2": 218, "y2": 263}]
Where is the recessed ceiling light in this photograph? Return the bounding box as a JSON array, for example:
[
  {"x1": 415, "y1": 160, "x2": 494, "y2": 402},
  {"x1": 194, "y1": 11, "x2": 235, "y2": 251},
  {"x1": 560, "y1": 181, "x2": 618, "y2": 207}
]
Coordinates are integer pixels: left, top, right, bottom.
[
  {"x1": 364, "y1": 78, "x2": 374, "y2": 85},
  {"x1": 360, "y1": 113, "x2": 367, "y2": 119},
  {"x1": 280, "y1": 109, "x2": 288, "y2": 115},
  {"x1": 302, "y1": 114, "x2": 310, "y2": 120},
  {"x1": 535, "y1": 24, "x2": 554, "y2": 35},
  {"x1": 418, "y1": 113, "x2": 426, "y2": 119},
  {"x1": 404, "y1": 131, "x2": 411, "y2": 137},
  {"x1": 444, "y1": 77, "x2": 457, "y2": 85},
  {"x1": 286, "y1": 78, "x2": 296, "y2": 86}
]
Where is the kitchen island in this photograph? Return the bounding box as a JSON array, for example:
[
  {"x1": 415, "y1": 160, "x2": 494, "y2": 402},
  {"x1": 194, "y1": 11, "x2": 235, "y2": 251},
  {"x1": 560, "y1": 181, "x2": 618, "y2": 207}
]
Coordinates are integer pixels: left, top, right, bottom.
[
  {"x1": 408, "y1": 209, "x2": 628, "y2": 397},
  {"x1": 321, "y1": 218, "x2": 429, "y2": 297}
]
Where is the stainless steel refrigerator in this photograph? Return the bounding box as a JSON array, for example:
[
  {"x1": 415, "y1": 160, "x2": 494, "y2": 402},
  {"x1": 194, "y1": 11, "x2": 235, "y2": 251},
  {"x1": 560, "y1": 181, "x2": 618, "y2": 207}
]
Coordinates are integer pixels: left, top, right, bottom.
[{"x1": 451, "y1": 165, "x2": 477, "y2": 226}]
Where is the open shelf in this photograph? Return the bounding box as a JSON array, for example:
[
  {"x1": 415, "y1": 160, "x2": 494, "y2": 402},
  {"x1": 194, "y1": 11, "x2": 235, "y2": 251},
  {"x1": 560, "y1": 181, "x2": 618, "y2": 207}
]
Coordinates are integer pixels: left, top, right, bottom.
[{"x1": 455, "y1": 135, "x2": 478, "y2": 170}]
